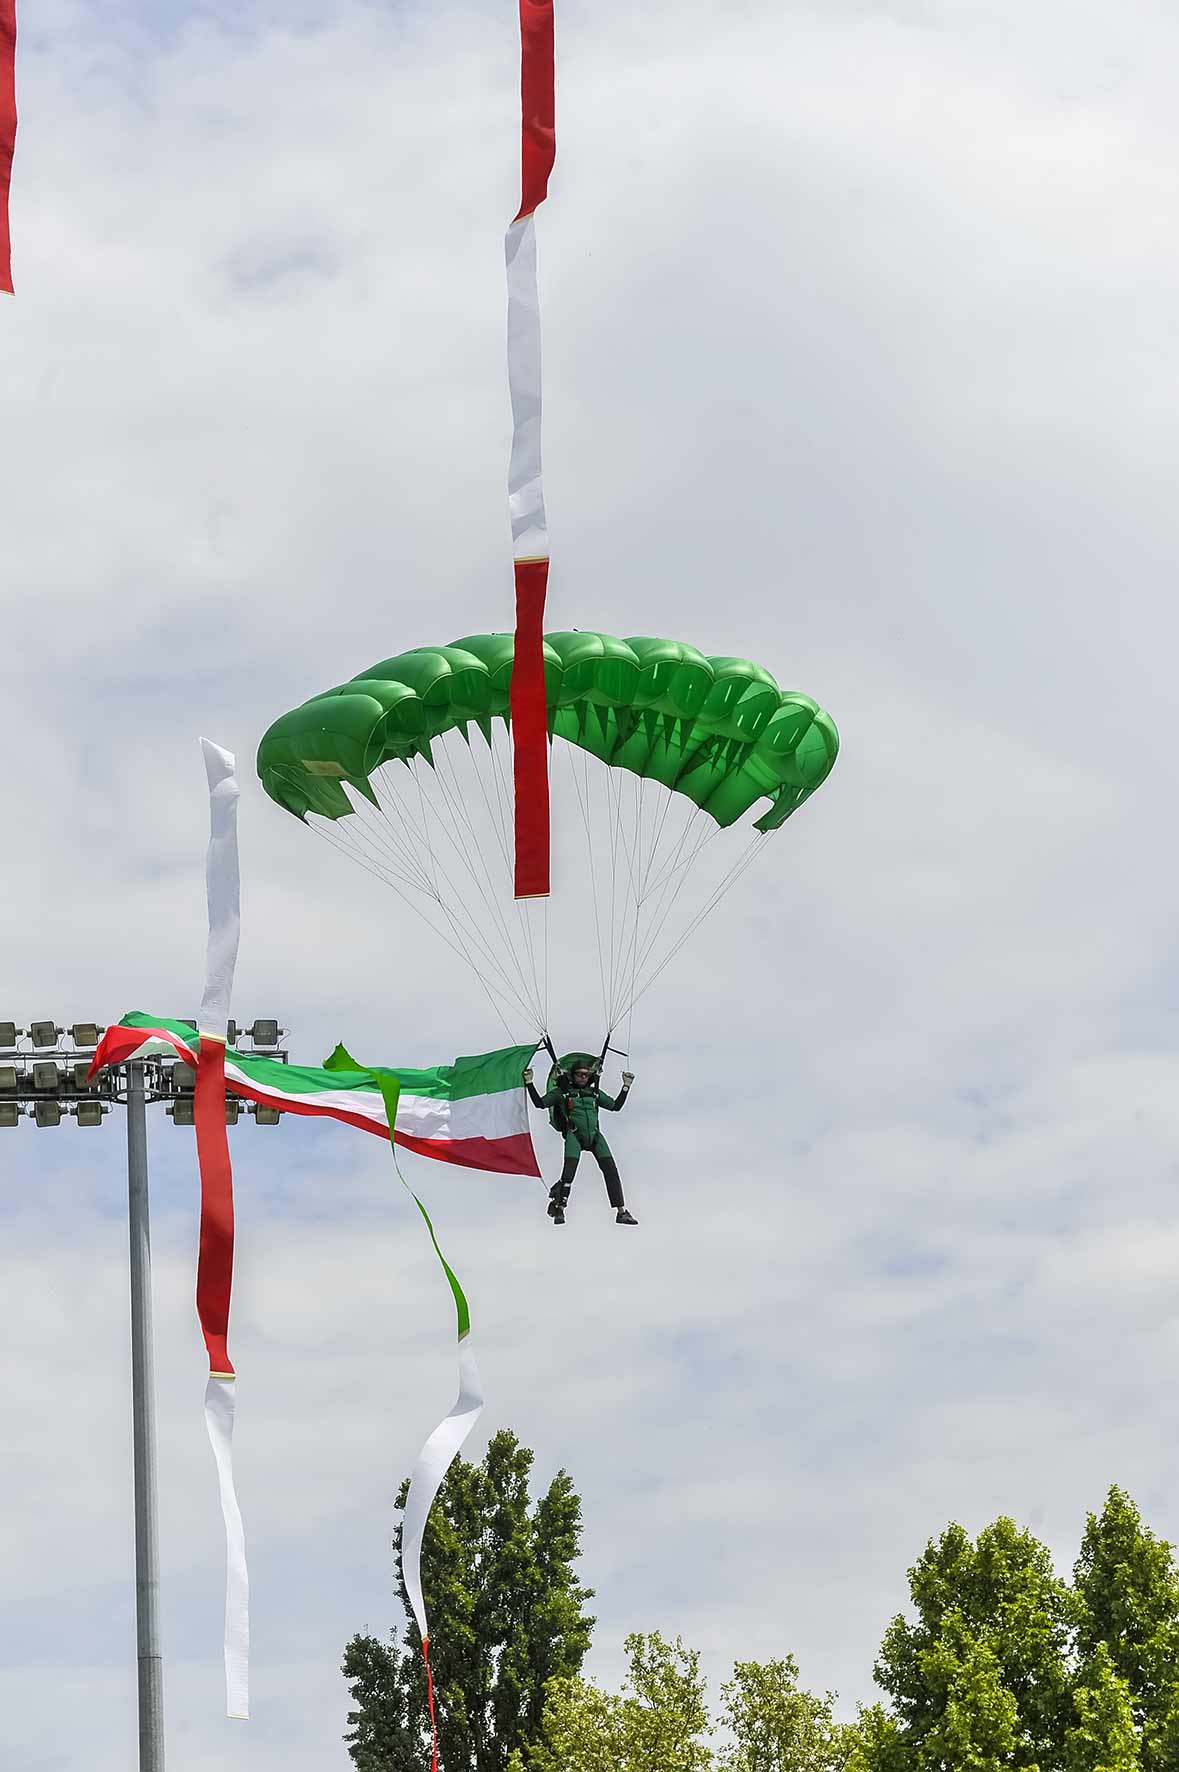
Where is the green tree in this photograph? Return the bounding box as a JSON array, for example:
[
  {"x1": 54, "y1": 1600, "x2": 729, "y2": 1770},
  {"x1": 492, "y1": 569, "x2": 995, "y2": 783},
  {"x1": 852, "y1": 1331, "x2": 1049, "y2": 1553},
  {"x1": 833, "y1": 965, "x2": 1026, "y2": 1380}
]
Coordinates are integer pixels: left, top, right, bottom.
[
  {"x1": 510, "y1": 1630, "x2": 714, "y2": 1772},
  {"x1": 718, "y1": 1655, "x2": 852, "y2": 1771},
  {"x1": 873, "y1": 1516, "x2": 1075, "y2": 1769},
  {"x1": 912, "y1": 1616, "x2": 1018, "y2": 1772},
  {"x1": 1073, "y1": 1486, "x2": 1179, "y2": 1769},
  {"x1": 843, "y1": 1705, "x2": 910, "y2": 1772},
  {"x1": 1064, "y1": 1645, "x2": 1139, "y2": 1772},
  {"x1": 343, "y1": 1429, "x2": 595, "y2": 1772}
]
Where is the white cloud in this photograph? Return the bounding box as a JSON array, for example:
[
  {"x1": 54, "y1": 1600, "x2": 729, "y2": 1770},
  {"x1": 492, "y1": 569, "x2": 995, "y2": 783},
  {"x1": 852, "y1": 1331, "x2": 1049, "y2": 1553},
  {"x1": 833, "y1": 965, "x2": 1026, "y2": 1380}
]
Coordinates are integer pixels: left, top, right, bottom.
[{"x1": 5, "y1": 0, "x2": 1179, "y2": 1763}]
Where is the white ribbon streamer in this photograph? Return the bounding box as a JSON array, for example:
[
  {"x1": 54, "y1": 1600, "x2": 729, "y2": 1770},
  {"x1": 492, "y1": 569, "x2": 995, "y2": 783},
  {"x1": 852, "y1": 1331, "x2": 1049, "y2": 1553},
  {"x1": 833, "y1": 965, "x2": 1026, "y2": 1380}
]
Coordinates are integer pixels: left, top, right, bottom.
[
  {"x1": 204, "y1": 1376, "x2": 250, "y2": 1720},
  {"x1": 505, "y1": 214, "x2": 548, "y2": 561},
  {"x1": 400, "y1": 1337, "x2": 485, "y2": 1642},
  {"x1": 199, "y1": 738, "x2": 249, "y2": 1720},
  {"x1": 199, "y1": 738, "x2": 241, "y2": 1040}
]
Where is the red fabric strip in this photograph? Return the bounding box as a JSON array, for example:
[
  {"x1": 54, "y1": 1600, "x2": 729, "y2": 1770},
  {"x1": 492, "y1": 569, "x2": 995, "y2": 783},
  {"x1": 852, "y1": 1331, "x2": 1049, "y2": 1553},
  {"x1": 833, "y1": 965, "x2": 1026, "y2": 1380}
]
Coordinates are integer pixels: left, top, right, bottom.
[
  {"x1": 516, "y1": 0, "x2": 555, "y2": 221},
  {"x1": 392, "y1": 1129, "x2": 541, "y2": 1178},
  {"x1": 511, "y1": 557, "x2": 550, "y2": 898},
  {"x1": 0, "y1": 0, "x2": 16, "y2": 294},
  {"x1": 195, "y1": 1037, "x2": 236, "y2": 1376},
  {"x1": 423, "y1": 1640, "x2": 439, "y2": 1772},
  {"x1": 218, "y1": 1075, "x2": 542, "y2": 1177},
  {"x1": 88, "y1": 1024, "x2": 198, "y2": 1080}
]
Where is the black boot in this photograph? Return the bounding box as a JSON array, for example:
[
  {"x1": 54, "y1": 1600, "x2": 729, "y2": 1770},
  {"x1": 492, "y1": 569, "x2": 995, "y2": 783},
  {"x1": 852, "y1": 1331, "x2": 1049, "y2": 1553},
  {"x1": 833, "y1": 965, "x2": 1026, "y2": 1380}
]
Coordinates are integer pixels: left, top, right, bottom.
[{"x1": 616, "y1": 1208, "x2": 638, "y2": 1226}]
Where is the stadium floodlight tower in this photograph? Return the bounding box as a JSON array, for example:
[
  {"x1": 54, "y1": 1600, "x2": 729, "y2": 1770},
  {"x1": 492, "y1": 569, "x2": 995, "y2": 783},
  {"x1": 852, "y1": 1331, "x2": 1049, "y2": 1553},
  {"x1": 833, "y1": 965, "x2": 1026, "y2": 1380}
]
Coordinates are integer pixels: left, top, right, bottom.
[{"x1": 1, "y1": 1018, "x2": 288, "y2": 1772}]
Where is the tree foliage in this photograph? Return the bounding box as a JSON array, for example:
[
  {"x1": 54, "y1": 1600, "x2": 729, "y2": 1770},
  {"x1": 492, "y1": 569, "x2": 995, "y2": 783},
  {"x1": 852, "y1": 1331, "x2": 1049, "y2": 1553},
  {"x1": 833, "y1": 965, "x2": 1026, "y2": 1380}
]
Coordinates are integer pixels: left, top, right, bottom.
[
  {"x1": 873, "y1": 1514, "x2": 1075, "y2": 1769},
  {"x1": 718, "y1": 1655, "x2": 852, "y2": 1772},
  {"x1": 345, "y1": 1465, "x2": 1179, "y2": 1772},
  {"x1": 851, "y1": 1488, "x2": 1179, "y2": 1772},
  {"x1": 343, "y1": 1429, "x2": 594, "y2": 1772},
  {"x1": 1073, "y1": 1487, "x2": 1179, "y2": 1770},
  {"x1": 509, "y1": 1631, "x2": 714, "y2": 1772},
  {"x1": 1064, "y1": 1645, "x2": 1140, "y2": 1772}
]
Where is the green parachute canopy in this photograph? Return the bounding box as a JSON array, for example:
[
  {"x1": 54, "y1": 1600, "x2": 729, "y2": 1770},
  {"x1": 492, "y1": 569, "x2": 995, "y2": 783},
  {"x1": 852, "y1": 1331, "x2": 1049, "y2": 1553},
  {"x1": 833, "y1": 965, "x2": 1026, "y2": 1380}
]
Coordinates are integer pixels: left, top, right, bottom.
[
  {"x1": 257, "y1": 630, "x2": 838, "y2": 834},
  {"x1": 257, "y1": 629, "x2": 838, "y2": 1041}
]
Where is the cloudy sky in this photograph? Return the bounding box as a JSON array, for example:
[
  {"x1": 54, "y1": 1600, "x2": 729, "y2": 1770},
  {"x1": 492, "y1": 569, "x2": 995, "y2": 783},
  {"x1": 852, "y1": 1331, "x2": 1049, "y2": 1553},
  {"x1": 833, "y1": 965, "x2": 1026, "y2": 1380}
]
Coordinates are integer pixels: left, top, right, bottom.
[{"x1": 5, "y1": 0, "x2": 1179, "y2": 1764}]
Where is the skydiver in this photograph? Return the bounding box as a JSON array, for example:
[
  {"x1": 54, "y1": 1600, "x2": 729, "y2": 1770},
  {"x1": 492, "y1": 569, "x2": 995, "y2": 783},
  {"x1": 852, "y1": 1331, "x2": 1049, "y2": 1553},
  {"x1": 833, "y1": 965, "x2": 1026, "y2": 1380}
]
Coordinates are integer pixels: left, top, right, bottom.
[{"x1": 522, "y1": 1058, "x2": 638, "y2": 1226}]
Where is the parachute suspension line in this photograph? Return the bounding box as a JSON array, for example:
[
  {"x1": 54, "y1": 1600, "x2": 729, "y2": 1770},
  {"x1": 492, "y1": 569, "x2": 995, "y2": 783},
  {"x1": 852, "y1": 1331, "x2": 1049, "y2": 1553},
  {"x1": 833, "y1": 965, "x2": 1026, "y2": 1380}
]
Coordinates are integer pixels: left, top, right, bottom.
[
  {"x1": 384, "y1": 761, "x2": 542, "y2": 1029},
  {"x1": 421, "y1": 747, "x2": 546, "y2": 1030},
  {"x1": 304, "y1": 817, "x2": 518, "y2": 1045},
  {"x1": 602, "y1": 759, "x2": 620, "y2": 1029},
  {"x1": 605, "y1": 792, "x2": 683, "y2": 1038},
  {"x1": 622, "y1": 805, "x2": 710, "y2": 987},
  {"x1": 574, "y1": 744, "x2": 609, "y2": 1027},
  {"x1": 355, "y1": 758, "x2": 542, "y2": 1032},
  {"x1": 611, "y1": 772, "x2": 642, "y2": 1035},
  {"x1": 318, "y1": 774, "x2": 437, "y2": 899},
  {"x1": 452, "y1": 725, "x2": 544, "y2": 1018},
  {"x1": 607, "y1": 765, "x2": 645, "y2": 1028},
  {"x1": 621, "y1": 830, "x2": 773, "y2": 1024},
  {"x1": 605, "y1": 766, "x2": 645, "y2": 1032},
  {"x1": 480, "y1": 724, "x2": 551, "y2": 1030},
  {"x1": 621, "y1": 777, "x2": 649, "y2": 1050},
  {"x1": 623, "y1": 813, "x2": 717, "y2": 1008},
  {"x1": 417, "y1": 765, "x2": 547, "y2": 1034},
  {"x1": 567, "y1": 742, "x2": 611, "y2": 1029},
  {"x1": 321, "y1": 805, "x2": 533, "y2": 1037},
  {"x1": 543, "y1": 893, "x2": 550, "y2": 1034}
]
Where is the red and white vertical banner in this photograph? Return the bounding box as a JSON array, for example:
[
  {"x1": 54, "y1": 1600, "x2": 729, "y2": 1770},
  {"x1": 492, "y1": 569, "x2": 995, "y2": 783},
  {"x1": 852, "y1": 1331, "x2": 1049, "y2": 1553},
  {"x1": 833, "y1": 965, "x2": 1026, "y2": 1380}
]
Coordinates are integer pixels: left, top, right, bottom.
[
  {"x1": 0, "y1": 0, "x2": 16, "y2": 294},
  {"x1": 507, "y1": 0, "x2": 556, "y2": 899},
  {"x1": 196, "y1": 739, "x2": 249, "y2": 1720}
]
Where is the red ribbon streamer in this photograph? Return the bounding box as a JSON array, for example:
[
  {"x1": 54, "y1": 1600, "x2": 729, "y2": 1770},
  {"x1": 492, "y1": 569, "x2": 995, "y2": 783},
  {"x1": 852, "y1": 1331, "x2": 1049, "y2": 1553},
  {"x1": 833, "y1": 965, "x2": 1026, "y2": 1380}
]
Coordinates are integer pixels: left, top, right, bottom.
[
  {"x1": 423, "y1": 1640, "x2": 439, "y2": 1772},
  {"x1": 510, "y1": 0, "x2": 555, "y2": 899},
  {"x1": 512, "y1": 558, "x2": 551, "y2": 899},
  {"x1": 516, "y1": 0, "x2": 555, "y2": 221},
  {"x1": 0, "y1": 0, "x2": 16, "y2": 294},
  {"x1": 194, "y1": 1037, "x2": 236, "y2": 1376}
]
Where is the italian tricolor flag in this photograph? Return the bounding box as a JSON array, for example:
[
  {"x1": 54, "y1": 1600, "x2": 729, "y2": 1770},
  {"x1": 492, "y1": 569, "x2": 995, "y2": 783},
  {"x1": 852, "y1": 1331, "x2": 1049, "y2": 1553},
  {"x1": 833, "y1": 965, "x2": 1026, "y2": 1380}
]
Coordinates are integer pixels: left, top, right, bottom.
[{"x1": 93, "y1": 1013, "x2": 541, "y2": 1178}]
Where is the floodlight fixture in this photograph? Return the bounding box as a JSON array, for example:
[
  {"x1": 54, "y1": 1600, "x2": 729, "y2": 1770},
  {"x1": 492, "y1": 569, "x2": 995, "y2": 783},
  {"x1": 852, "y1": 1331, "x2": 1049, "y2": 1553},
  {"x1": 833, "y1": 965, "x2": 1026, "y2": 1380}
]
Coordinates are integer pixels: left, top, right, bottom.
[
  {"x1": 72, "y1": 1059, "x2": 97, "y2": 1091},
  {"x1": 252, "y1": 1104, "x2": 281, "y2": 1126},
  {"x1": 74, "y1": 1101, "x2": 106, "y2": 1128},
  {"x1": 32, "y1": 1060, "x2": 61, "y2": 1093},
  {"x1": 0, "y1": 1022, "x2": 19, "y2": 1049},
  {"x1": 226, "y1": 1019, "x2": 239, "y2": 1048},
  {"x1": 249, "y1": 1019, "x2": 280, "y2": 1048},
  {"x1": 69, "y1": 1023, "x2": 103, "y2": 1049},
  {"x1": 34, "y1": 1100, "x2": 62, "y2": 1128},
  {"x1": 169, "y1": 1098, "x2": 195, "y2": 1128},
  {"x1": 0, "y1": 1064, "x2": 18, "y2": 1093},
  {"x1": 30, "y1": 1021, "x2": 62, "y2": 1049},
  {"x1": 0, "y1": 1102, "x2": 20, "y2": 1128},
  {"x1": 172, "y1": 1062, "x2": 196, "y2": 1092},
  {"x1": 225, "y1": 1099, "x2": 240, "y2": 1126}
]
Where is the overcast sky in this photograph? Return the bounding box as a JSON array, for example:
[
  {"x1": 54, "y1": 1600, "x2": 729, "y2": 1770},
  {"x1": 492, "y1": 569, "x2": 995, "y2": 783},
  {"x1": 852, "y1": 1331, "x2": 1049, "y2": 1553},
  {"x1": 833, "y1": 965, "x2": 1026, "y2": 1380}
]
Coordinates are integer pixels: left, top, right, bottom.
[{"x1": 5, "y1": 0, "x2": 1179, "y2": 1766}]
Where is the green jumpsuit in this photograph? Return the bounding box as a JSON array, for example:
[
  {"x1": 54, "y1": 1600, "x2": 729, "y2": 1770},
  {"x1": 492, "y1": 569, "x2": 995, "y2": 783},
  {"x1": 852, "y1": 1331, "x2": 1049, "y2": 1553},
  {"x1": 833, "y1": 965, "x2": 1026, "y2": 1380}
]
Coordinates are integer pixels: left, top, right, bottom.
[{"x1": 526, "y1": 1076, "x2": 630, "y2": 1209}]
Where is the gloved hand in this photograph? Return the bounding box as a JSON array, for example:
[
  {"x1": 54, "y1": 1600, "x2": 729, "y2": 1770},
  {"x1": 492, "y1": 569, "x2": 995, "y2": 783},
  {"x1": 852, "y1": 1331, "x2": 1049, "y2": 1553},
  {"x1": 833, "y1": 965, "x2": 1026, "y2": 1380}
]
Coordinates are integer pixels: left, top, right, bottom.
[
  {"x1": 622, "y1": 1071, "x2": 635, "y2": 1087},
  {"x1": 522, "y1": 1067, "x2": 534, "y2": 1085}
]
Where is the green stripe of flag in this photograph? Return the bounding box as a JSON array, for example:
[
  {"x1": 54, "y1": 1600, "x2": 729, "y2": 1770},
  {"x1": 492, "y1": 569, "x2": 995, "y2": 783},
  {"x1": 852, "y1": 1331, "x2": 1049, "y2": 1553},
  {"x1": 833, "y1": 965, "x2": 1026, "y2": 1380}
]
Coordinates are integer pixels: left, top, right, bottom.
[{"x1": 118, "y1": 1015, "x2": 535, "y2": 1106}]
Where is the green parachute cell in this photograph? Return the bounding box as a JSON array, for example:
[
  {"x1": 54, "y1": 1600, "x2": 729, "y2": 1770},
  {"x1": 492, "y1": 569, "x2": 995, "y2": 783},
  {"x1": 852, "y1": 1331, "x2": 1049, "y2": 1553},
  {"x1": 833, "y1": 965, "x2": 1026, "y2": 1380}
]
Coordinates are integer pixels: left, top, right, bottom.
[{"x1": 257, "y1": 629, "x2": 838, "y2": 833}]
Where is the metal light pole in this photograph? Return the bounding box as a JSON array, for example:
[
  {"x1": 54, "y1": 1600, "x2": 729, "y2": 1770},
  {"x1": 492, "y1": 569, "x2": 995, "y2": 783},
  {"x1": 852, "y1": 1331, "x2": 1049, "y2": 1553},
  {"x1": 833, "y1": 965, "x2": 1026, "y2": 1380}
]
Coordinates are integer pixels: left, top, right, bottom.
[
  {"x1": 0, "y1": 1018, "x2": 287, "y2": 1766},
  {"x1": 127, "y1": 1061, "x2": 165, "y2": 1771}
]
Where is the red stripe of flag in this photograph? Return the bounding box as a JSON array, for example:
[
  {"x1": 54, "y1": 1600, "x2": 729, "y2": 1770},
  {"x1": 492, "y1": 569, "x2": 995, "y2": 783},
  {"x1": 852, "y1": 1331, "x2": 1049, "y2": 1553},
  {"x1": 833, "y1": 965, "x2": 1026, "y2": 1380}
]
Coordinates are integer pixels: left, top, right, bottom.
[
  {"x1": 512, "y1": 558, "x2": 551, "y2": 898},
  {"x1": 0, "y1": 0, "x2": 16, "y2": 294},
  {"x1": 195, "y1": 1037, "x2": 236, "y2": 1376},
  {"x1": 516, "y1": 0, "x2": 555, "y2": 221}
]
